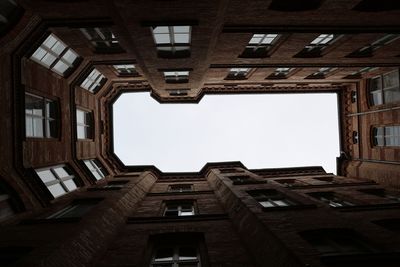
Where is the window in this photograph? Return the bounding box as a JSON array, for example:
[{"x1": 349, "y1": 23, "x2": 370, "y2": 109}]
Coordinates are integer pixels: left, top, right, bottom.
[
  {"x1": 240, "y1": 34, "x2": 280, "y2": 58},
  {"x1": 369, "y1": 70, "x2": 400, "y2": 105},
  {"x1": 164, "y1": 201, "x2": 195, "y2": 216},
  {"x1": 47, "y1": 199, "x2": 101, "y2": 219},
  {"x1": 267, "y1": 67, "x2": 295, "y2": 79},
  {"x1": 76, "y1": 109, "x2": 93, "y2": 140},
  {"x1": 113, "y1": 64, "x2": 137, "y2": 75},
  {"x1": 248, "y1": 189, "x2": 296, "y2": 208},
  {"x1": 300, "y1": 229, "x2": 375, "y2": 256},
  {"x1": 151, "y1": 25, "x2": 191, "y2": 58},
  {"x1": 372, "y1": 218, "x2": 400, "y2": 232},
  {"x1": 168, "y1": 184, "x2": 193, "y2": 193},
  {"x1": 372, "y1": 126, "x2": 400, "y2": 147},
  {"x1": 80, "y1": 68, "x2": 106, "y2": 93},
  {"x1": 275, "y1": 179, "x2": 306, "y2": 187},
  {"x1": 163, "y1": 71, "x2": 189, "y2": 83},
  {"x1": 80, "y1": 27, "x2": 122, "y2": 53},
  {"x1": 308, "y1": 192, "x2": 354, "y2": 207},
  {"x1": 30, "y1": 33, "x2": 79, "y2": 76},
  {"x1": 168, "y1": 89, "x2": 189, "y2": 96},
  {"x1": 359, "y1": 189, "x2": 400, "y2": 202},
  {"x1": 25, "y1": 93, "x2": 58, "y2": 138},
  {"x1": 149, "y1": 233, "x2": 204, "y2": 267},
  {"x1": 347, "y1": 34, "x2": 400, "y2": 57},
  {"x1": 344, "y1": 67, "x2": 378, "y2": 79},
  {"x1": 295, "y1": 34, "x2": 342, "y2": 58},
  {"x1": 226, "y1": 68, "x2": 251, "y2": 79},
  {"x1": 229, "y1": 175, "x2": 251, "y2": 184},
  {"x1": 35, "y1": 165, "x2": 78, "y2": 198},
  {"x1": 306, "y1": 67, "x2": 337, "y2": 79},
  {"x1": 151, "y1": 245, "x2": 200, "y2": 267},
  {"x1": 83, "y1": 159, "x2": 107, "y2": 180}
]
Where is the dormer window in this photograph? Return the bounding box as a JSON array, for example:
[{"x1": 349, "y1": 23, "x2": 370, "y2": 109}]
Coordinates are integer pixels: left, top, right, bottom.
[
  {"x1": 267, "y1": 68, "x2": 295, "y2": 79},
  {"x1": 151, "y1": 26, "x2": 191, "y2": 58},
  {"x1": 80, "y1": 28, "x2": 123, "y2": 53},
  {"x1": 80, "y1": 68, "x2": 106, "y2": 93},
  {"x1": 294, "y1": 34, "x2": 342, "y2": 58},
  {"x1": 240, "y1": 34, "x2": 280, "y2": 58},
  {"x1": 30, "y1": 33, "x2": 80, "y2": 76},
  {"x1": 226, "y1": 68, "x2": 251, "y2": 79}
]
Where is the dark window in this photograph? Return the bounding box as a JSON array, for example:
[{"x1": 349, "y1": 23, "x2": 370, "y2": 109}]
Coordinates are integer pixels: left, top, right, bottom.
[
  {"x1": 151, "y1": 26, "x2": 191, "y2": 58},
  {"x1": 168, "y1": 184, "x2": 193, "y2": 193},
  {"x1": 347, "y1": 34, "x2": 400, "y2": 58},
  {"x1": 240, "y1": 34, "x2": 280, "y2": 58},
  {"x1": 164, "y1": 201, "x2": 195, "y2": 216},
  {"x1": 164, "y1": 71, "x2": 189, "y2": 83},
  {"x1": 372, "y1": 218, "x2": 400, "y2": 232},
  {"x1": 306, "y1": 67, "x2": 337, "y2": 79},
  {"x1": 168, "y1": 89, "x2": 189, "y2": 97},
  {"x1": 47, "y1": 199, "x2": 101, "y2": 219},
  {"x1": 248, "y1": 189, "x2": 297, "y2": 208},
  {"x1": 80, "y1": 27, "x2": 123, "y2": 53},
  {"x1": 308, "y1": 192, "x2": 354, "y2": 207},
  {"x1": 80, "y1": 68, "x2": 107, "y2": 93},
  {"x1": 113, "y1": 64, "x2": 137, "y2": 76},
  {"x1": 83, "y1": 159, "x2": 107, "y2": 180},
  {"x1": 30, "y1": 33, "x2": 80, "y2": 76},
  {"x1": 294, "y1": 34, "x2": 342, "y2": 58},
  {"x1": 76, "y1": 109, "x2": 94, "y2": 140},
  {"x1": 369, "y1": 70, "x2": 400, "y2": 106},
  {"x1": 372, "y1": 126, "x2": 400, "y2": 147},
  {"x1": 35, "y1": 165, "x2": 78, "y2": 198},
  {"x1": 359, "y1": 188, "x2": 400, "y2": 202},
  {"x1": 226, "y1": 68, "x2": 252, "y2": 79},
  {"x1": 300, "y1": 229, "x2": 375, "y2": 256},
  {"x1": 25, "y1": 93, "x2": 58, "y2": 138},
  {"x1": 266, "y1": 68, "x2": 295, "y2": 79}
]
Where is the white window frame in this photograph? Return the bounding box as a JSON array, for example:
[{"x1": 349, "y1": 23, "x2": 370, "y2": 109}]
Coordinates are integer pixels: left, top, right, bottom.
[
  {"x1": 25, "y1": 93, "x2": 58, "y2": 138},
  {"x1": 228, "y1": 68, "x2": 251, "y2": 78},
  {"x1": 80, "y1": 68, "x2": 105, "y2": 93},
  {"x1": 76, "y1": 109, "x2": 93, "y2": 140},
  {"x1": 30, "y1": 33, "x2": 79, "y2": 76},
  {"x1": 83, "y1": 159, "x2": 106, "y2": 180},
  {"x1": 35, "y1": 165, "x2": 78, "y2": 198},
  {"x1": 151, "y1": 25, "x2": 191, "y2": 54}
]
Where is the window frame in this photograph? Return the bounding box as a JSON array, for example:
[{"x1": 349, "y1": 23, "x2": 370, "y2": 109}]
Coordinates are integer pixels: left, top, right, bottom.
[
  {"x1": 308, "y1": 192, "x2": 355, "y2": 208},
  {"x1": 76, "y1": 108, "x2": 94, "y2": 140},
  {"x1": 248, "y1": 189, "x2": 298, "y2": 209},
  {"x1": 151, "y1": 25, "x2": 192, "y2": 58},
  {"x1": 226, "y1": 68, "x2": 252, "y2": 80},
  {"x1": 294, "y1": 34, "x2": 343, "y2": 58},
  {"x1": 80, "y1": 27, "x2": 123, "y2": 53},
  {"x1": 163, "y1": 70, "x2": 190, "y2": 83},
  {"x1": 30, "y1": 33, "x2": 80, "y2": 77},
  {"x1": 35, "y1": 165, "x2": 79, "y2": 198},
  {"x1": 240, "y1": 33, "x2": 280, "y2": 58},
  {"x1": 368, "y1": 69, "x2": 400, "y2": 106},
  {"x1": 163, "y1": 200, "x2": 196, "y2": 217},
  {"x1": 371, "y1": 125, "x2": 400, "y2": 147},
  {"x1": 113, "y1": 64, "x2": 138, "y2": 76},
  {"x1": 80, "y1": 68, "x2": 107, "y2": 93},
  {"x1": 25, "y1": 92, "x2": 59, "y2": 139},
  {"x1": 83, "y1": 159, "x2": 107, "y2": 181}
]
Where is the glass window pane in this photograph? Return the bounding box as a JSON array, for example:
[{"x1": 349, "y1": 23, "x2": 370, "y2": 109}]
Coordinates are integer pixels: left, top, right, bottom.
[
  {"x1": 25, "y1": 94, "x2": 44, "y2": 116},
  {"x1": 179, "y1": 247, "x2": 197, "y2": 260},
  {"x1": 53, "y1": 167, "x2": 70, "y2": 178},
  {"x1": 77, "y1": 126, "x2": 85, "y2": 139},
  {"x1": 62, "y1": 49, "x2": 78, "y2": 64},
  {"x1": 43, "y1": 35, "x2": 58, "y2": 49},
  {"x1": 25, "y1": 116, "x2": 33, "y2": 137},
  {"x1": 76, "y1": 110, "x2": 85, "y2": 123},
  {"x1": 173, "y1": 26, "x2": 190, "y2": 33},
  {"x1": 31, "y1": 47, "x2": 47, "y2": 61},
  {"x1": 36, "y1": 169, "x2": 56, "y2": 183},
  {"x1": 63, "y1": 179, "x2": 77, "y2": 191},
  {"x1": 260, "y1": 201, "x2": 274, "y2": 208},
  {"x1": 153, "y1": 26, "x2": 169, "y2": 34},
  {"x1": 32, "y1": 117, "x2": 44, "y2": 137},
  {"x1": 154, "y1": 33, "x2": 171, "y2": 44},
  {"x1": 52, "y1": 60, "x2": 69, "y2": 74},
  {"x1": 51, "y1": 41, "x2": 66, "y2": 56},
  {"x1": 41, "y1": 53, "x2": 57, "y2": 67},
  {"x1": 48, "y1": 183, "x2": 66, "y2": 198},
  {"x1": 154, "y1": 248, "x2": 174, "y2": 261},
  {"x1": 174, "y1": 33, "x2": 189, "y2": 43},
  {"x1": 46, "y1": 119, "x2": 58, "y2": 138},
  {"x1": 46, "y1": 101, "x2": 57, "y2": 119}
]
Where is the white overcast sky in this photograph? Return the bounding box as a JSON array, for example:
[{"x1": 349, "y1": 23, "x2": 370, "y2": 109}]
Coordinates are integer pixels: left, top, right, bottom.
[{"x1": 113, "y1": 92, "x2": 340, "y2": 174}]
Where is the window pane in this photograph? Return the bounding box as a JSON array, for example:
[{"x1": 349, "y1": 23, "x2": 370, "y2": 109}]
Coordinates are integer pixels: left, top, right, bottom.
[
  {"x1": 25, "y1": 117, "x2": 33, "y2": 137},
  {"x1": 52, "y1": 60, "x2": 69, "y2": 74},
  {"x1": 47, "y1": 183, "x2": 66, "y2": 198},
  {"x1": 32, "y1": 117, "x2": 44, "y2": 137},
  {"x1": 174, "y1": 33, "x2": 189, "y2": 43},
  {"x1": 25, "y1": 94, "x2": 44, "y2": 115},
  {"x1": 179, "y1": 247, "x2": 197, "y2": 260},
  {"x1": 51, "y1": 40, "x2": 66, "y2": 56},
  {"x1": 260, "y1": 201, "x2": 274, "y2": 208},
  {"x1": 46, "y1": 119, "x2": 58, "y2": 138},
  {"x1": 31, "y1": 47, "x2": 47, "y2": 61},
  {"x1": 154, "y1": 33, "x2": 171, "y2": 44},
  {"x1": 42, "y1": 34, "x2": 58, "y2": 49},
  {"x1": 63, "y1": 179, "x2": 77, "y2": 191},
  {"x1": 36, "y1": 169, "x2": 56, "y2": 183},
  {"x1": 62, "y1": 49, "x2": 78, "y2": 64},
  {"x1": 154, "y1": 247, "x2": 174, "y2": 261},
  {"x1": 53, "y1": 167, "x2": 70, "y2": 178},
  {"x1": 76, "y1": 110, "x2": 85, "y2": 123},
  {"x1": 153, "y1": 26, "x2": 169, "y2": 34},
  {"x1": 77, "y1": 125, "x2": 85, "y2": 139},
  {"x1": 173, "y1": 26, "x2": 190, "y2": 33},
  {"x1": 41, "y1": 53, "x2": 57, "y2": 67}
]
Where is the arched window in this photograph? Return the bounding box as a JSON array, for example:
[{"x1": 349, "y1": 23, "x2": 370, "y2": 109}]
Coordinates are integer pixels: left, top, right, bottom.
[{"x1": 372, "y1": 126, "x2": 400, "y2": 147}]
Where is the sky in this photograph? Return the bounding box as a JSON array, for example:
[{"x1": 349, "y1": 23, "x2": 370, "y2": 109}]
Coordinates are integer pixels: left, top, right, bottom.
[{"x1": 113, "y1": 92, "x2": 340, "y2": 174}]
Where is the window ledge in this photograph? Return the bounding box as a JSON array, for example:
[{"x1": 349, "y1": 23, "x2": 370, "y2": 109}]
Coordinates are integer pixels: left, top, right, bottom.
[
  {"x1": 127, "y1": 213, "x2": 229, "y2": 224},
  {"x1": 262, "y1": 204, "x2": 317, "y2": 212}
]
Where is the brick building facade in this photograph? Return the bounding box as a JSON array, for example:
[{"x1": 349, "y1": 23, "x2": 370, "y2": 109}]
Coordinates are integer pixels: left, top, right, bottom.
[{"x1": 0, "y1": 0, "x2": 400, "y2": 266}]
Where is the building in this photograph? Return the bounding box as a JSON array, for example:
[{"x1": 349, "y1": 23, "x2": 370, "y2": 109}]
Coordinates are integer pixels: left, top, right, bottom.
[{"x1": 0, "y1": 0, "x2": 400, "y2": 266}]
